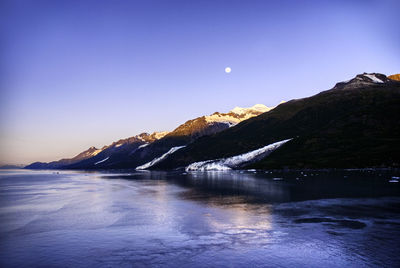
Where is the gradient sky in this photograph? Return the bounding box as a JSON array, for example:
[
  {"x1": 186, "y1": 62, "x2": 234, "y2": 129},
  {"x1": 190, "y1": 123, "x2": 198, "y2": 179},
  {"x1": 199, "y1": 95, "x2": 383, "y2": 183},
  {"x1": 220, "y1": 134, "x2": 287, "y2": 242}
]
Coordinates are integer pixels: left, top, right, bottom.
[{"x1": 1, "y1": 0, "x2": 399, "y2": 165}]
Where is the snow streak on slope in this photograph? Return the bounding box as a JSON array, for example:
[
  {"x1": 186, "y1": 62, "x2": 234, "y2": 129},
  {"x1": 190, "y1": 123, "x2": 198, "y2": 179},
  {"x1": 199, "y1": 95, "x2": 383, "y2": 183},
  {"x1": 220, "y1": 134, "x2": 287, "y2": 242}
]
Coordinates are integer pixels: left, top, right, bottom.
[
  {"x1": 364, "y1": 74, "x2": 383, "y2": 83},
  {"x1": 94, "y1": 157, "x2": 109, "y2": 165},
  {"x1": 136, "y1": 146, "x2": 186, "y2": 170},
  {"x1": 186, "y1": 139, "x2": 292, "y2": 171},
  {"x1": 138, "y1": 143, "x2": 149, "y2": 149}
]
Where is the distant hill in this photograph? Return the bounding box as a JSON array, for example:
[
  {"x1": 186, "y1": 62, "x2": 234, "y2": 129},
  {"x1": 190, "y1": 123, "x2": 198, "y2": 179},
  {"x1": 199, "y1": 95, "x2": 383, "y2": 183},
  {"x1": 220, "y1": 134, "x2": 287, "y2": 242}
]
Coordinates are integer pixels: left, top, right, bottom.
[
  {"x1": 0, "y1": 165, "x2": 24, "y2": 169},
  {"x1": 25, "y1": 146, "x2": 102, "y2": 169}
]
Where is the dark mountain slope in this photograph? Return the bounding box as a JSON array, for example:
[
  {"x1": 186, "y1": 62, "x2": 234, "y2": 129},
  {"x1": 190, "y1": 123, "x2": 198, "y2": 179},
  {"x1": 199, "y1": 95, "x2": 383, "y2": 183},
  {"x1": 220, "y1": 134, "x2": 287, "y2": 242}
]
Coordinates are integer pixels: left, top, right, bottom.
[
  {"x1": 120, "y1": 105, "x2": 274, "y2": 169},
  {"x1": 154, "y1": 73, "x2": 400, "y2": 169},
  {"x1": 63, "y1": 133, "x2": 157, "y2": 169},
  {"x1": 26, "y1": 132, "x2": 163, "y2": 170},
  {"x1": 106, "y1": 119, "x2": 238, "y2": 169}
]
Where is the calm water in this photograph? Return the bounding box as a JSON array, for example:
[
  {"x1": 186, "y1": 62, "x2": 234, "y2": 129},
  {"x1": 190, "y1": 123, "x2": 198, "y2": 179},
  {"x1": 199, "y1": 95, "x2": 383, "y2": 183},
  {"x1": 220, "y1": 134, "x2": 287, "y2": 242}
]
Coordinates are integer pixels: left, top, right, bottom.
[{"x1": 0, "y1": 169, "x2": 400, "y2": 267}]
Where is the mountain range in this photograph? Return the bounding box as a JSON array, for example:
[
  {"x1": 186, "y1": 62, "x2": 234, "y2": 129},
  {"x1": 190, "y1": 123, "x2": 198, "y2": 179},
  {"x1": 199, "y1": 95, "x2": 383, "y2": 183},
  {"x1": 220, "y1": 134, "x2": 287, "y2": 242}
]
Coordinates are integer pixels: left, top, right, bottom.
[
  {"x1": 25, "y1": 104, "x2": 273, "y2": 169},
  {"x1": 25, "y1": 73, "x2": 400, "y2": 170}
]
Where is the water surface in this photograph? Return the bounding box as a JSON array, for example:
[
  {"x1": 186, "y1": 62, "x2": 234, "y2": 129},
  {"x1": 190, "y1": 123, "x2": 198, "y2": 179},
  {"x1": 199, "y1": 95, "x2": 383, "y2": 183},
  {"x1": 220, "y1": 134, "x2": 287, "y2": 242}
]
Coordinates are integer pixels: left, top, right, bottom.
[{"x1": 1, "y1": 169, "x2": 399, "y2": 267}]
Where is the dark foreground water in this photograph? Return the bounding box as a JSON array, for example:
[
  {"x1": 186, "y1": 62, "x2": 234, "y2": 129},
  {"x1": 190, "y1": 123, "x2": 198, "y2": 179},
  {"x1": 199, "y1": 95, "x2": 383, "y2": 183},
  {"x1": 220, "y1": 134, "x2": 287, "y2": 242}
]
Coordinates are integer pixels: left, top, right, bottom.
[{"x1": 1, "y1": 169, "x2": 400, "y2": 267}]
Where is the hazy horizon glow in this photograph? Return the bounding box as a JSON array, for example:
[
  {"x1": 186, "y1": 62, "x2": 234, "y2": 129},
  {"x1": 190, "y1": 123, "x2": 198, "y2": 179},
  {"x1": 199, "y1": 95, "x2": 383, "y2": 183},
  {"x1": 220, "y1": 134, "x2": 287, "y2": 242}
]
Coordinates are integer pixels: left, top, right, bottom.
[{"x1": 1, "y1": 0, "x2": 399, "y2": 165}]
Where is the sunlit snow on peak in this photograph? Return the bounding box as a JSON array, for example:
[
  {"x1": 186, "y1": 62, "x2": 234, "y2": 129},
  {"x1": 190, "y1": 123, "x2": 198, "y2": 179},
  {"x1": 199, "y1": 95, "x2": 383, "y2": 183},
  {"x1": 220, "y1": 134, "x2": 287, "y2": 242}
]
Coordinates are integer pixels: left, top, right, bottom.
[{"x1": 230, "y1": 104, "x2": 271, "y2": 115}]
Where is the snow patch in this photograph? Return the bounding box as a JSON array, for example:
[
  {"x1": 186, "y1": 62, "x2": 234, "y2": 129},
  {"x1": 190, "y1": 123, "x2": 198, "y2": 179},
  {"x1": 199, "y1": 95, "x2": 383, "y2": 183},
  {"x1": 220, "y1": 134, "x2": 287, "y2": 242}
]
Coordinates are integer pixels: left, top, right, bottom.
[
  {"x1": 364, "y1": 74, "x2": 383, "y2": 83},
  {"x1": 223, "y1": 121, "x2": 237, "y2": 127},
  {"x1": 186, "y1": 139, "x2": 292, "y2": 171},
  {"x1": 204, "y1": 104, "x2": 277, "y2": 125},
  {"x1": 205, "y1": 114, "x2": 242, "y2": 124},
  {"x1": 94, "y1": 157, "x2": 109, "y2": 165},
  {"x1": 152, "y1": 131, "x2": 170, "y2": 140},
  {"x1": 138, "y1": 143, "x2": 149, "y2": 149},
  {"x1": 230, "y1": 104, "x2": 271, "y2": 115},
  {"x1": 136, "y1": 146, "x2": 186, "y2": 170},
  {"x1": 90, "y1": 149, "x2": 102, "y2": 156}
]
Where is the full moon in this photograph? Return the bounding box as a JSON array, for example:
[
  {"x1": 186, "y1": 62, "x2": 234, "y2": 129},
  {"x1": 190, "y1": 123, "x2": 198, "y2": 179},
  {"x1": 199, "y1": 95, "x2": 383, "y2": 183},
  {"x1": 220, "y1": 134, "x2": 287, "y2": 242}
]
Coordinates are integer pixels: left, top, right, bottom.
[{"x1": 225, "y1": 67, "x2": 231, "y2": 73}]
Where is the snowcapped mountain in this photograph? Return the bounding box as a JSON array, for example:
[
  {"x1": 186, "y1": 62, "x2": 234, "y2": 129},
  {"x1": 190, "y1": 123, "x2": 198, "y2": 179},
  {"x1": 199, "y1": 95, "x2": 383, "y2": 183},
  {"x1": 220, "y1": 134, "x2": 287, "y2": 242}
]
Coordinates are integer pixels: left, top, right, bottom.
[
  {"x1": 149, "y1": 131, "x2": 170, "y2": 140},
  {"x1": 152, "y1": 72, "x2": 400, "y2": 170},
  {"x1": 230, "y1": 103, "x2": 271, "y2": 115},
  {"x1": 169, "y1": 103, "x2": 276, "y2": 138},
  {"x1": 118, "y1": 103, "x2": 280, "y2": 170},
  {"x1": 205, "y1": 104, "x2": 273, "y2": 126},
  {"x1": 113, "y1": 103, "x2": 278, "y2": 170},
  {"x1": 334, "y1": 73, "x2": 395, "y2": 90}
]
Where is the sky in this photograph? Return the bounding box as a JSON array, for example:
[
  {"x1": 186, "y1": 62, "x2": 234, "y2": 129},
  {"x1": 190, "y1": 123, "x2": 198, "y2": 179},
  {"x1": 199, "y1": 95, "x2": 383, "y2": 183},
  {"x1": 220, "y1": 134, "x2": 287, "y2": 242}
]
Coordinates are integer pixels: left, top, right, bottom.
[{"x1": 1, "y1": 0, "x2": 399, "y2": 165}]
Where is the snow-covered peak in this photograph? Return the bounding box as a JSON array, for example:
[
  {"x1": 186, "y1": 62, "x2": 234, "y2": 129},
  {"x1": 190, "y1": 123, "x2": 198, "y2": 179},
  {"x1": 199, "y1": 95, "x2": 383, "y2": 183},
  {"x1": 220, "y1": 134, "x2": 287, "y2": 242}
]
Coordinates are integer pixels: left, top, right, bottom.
[
  {"x1": 230, "y1": 107, "x2": 247, "y2": 115},
  {"x1": 250, "y1": 103, "x2": 271, "y2": 113},
  {"x1": 230, "y1": 104, "x2": 271, "y2": 115},
  {"x1": 77, "y1": 146, "x2": 102, "y2": 159},
  {"x1": 151, "y1": 131, "x2": 170, "y2": 140},
  {"x1": 335, "y1": 73, "x2": 392, "y2": 89},
  {"x1": 91, "y1": 149, "x2": 102, "y2": 156},
  {"x1": 204, "y1": 103, "x2": 277, "y2": 126}
]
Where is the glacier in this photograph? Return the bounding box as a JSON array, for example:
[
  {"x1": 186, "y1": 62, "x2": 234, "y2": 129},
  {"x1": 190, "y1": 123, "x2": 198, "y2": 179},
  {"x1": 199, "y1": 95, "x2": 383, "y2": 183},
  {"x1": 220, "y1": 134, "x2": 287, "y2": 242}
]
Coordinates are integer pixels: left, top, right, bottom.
[
  {"x1": 185, "y1": 139, "x2": 292, "y2": 171},
  {"x1": 136, "y1": 146, "x2": 186, "y2": 170}
]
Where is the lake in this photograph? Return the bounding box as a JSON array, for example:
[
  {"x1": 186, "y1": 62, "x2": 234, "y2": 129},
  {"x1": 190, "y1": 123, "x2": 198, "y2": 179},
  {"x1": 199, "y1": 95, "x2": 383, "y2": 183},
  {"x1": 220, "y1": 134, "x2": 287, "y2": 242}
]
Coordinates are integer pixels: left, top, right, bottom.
[{"x1": 0, "y1": 169, "x2": 399, "y2": 267}]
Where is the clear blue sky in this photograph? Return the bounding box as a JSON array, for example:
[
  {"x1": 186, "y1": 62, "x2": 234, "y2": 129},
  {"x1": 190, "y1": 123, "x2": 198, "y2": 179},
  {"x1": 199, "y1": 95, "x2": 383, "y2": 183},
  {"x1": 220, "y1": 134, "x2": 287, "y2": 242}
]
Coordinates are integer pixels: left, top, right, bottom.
[{"x1": 1, "y1": 0, "x2": 399, "y2": 165}]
